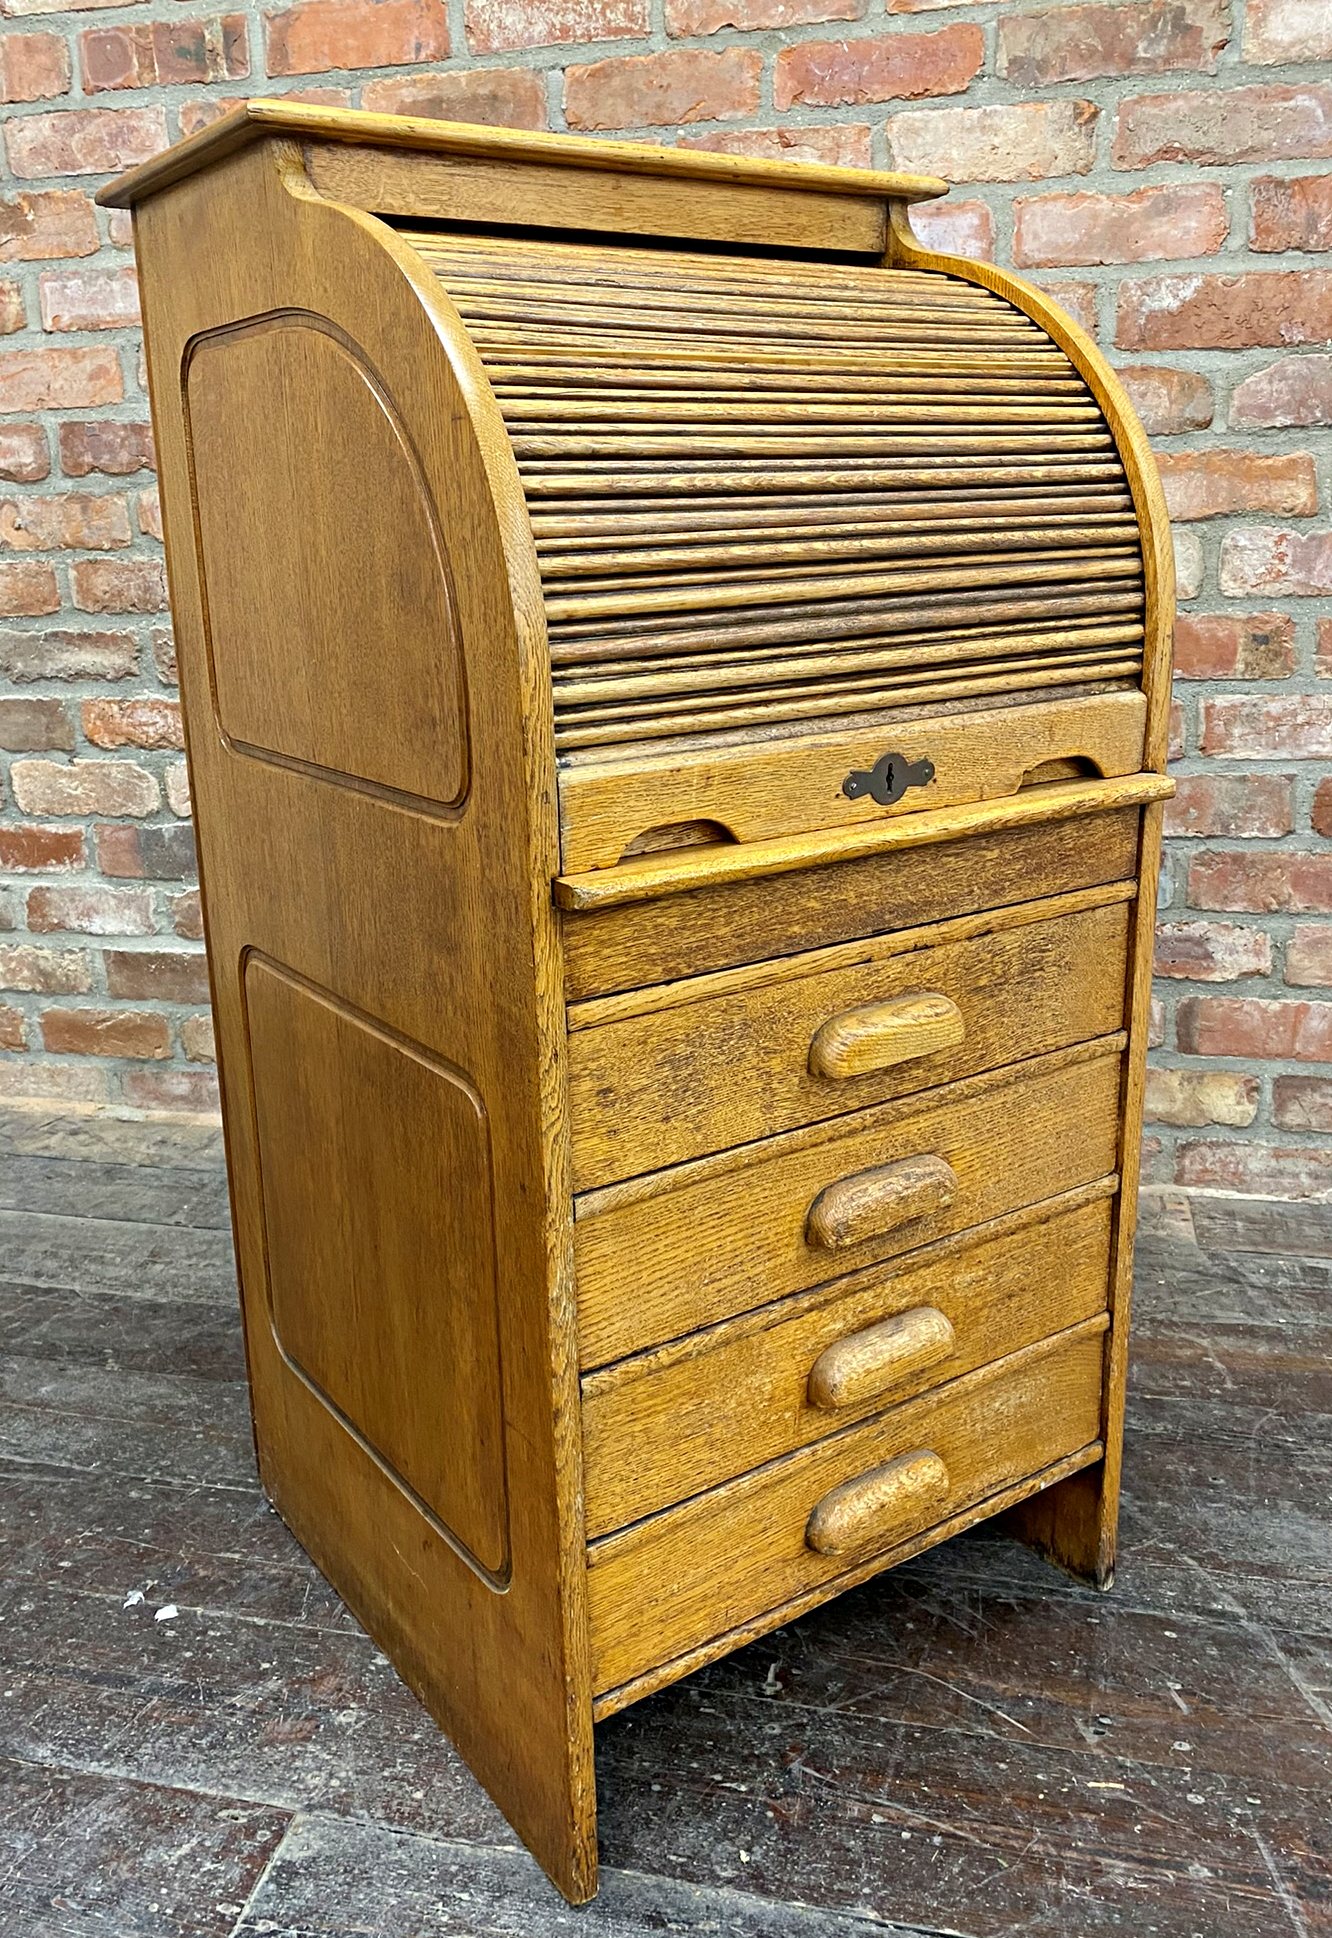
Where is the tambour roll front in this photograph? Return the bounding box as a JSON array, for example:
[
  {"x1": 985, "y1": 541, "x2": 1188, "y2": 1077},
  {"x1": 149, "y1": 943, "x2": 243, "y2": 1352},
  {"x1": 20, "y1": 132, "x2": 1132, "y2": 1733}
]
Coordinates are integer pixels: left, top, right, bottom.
[{"x1": 102, "y1": 104, "x2": 1174, "y2": 1903}]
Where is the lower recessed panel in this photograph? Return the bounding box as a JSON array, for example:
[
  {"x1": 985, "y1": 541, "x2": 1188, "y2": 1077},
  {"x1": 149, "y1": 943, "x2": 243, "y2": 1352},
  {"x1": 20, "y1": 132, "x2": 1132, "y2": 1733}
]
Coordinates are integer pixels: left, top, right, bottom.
[{"x1": 244, "y1": 956, "x2": 509, "y2": 1581}]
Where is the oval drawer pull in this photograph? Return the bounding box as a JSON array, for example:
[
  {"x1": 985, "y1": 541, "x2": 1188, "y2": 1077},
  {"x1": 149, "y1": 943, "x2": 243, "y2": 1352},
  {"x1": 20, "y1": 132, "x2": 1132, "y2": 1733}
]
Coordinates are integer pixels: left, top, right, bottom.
[
  {"x1": 809, "y1": 992, "x2": 965, "y2": 1081},
  {"x1": 806, "y1": 1449, "x2": 951, "y2": 1557},
  {"x1": 806, "y1": 1153, "x2": 958, "y2": 1251},
  {"x1": 807, "y1": 1305, "x2": 957, "y2": 1410}
]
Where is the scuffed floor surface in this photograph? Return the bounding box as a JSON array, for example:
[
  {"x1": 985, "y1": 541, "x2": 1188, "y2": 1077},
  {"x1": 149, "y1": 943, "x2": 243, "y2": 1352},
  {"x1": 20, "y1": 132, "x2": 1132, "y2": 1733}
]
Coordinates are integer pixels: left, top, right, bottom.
[{"x1": 0, "y1": 1101, "x2": 1329, "y2": 1938}]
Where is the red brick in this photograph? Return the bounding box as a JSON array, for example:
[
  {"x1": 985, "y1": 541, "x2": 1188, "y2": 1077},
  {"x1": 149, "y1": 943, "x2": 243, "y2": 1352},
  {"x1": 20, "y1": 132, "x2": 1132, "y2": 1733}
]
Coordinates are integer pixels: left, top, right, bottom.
[
  {"x1": 465, "y1": 0, "x2": 643, "y2": 50},
  {"x1": 104, "y1": 948, "x2": 210, "y2": 1003},
  {"x1": 0, "y1": 628, "x2": 136, "y2": 681},
  {"x1": 0, "y1": 1006, "x2": 27, "y2": 1053},
  {"x1": 79, "y1": 16, "x2": 249, "y2": 92},
  {"x1": 360, "y1": 69, "x2": 547, "y2": 127},
  {"x1": 1013, "y1": 183, "x2": 1226, "y2": 268},
  {"x1": 1147, "y1": 995, "x2": 1165, "y2": 1048},
  {"x1": 0, "y1": 492, "x2": 131, "y2": 551},
  {"x1": 123, "y1": 1066, "x2": 219, "y2": 1111},
  {"x1": 265, "y1": 0, "x2": 448, "y2": 75},
  {"x1": 5, "y1": 105, "x2": 169, "y2": 179},
  {"x1": 1251, "y1": 174, "x2": 1332, "y2": 254},
  {"x1": 137, "y1": 487, "x2": 161, "y2": 541},
  {"x1": 565, "y1": 48, "x2": 762, "y2": 130},
  {"x1": 1175, "y1": 1141, "x2": 1332, "y2": 1198},
  {"x1": 0, "y1": 561, "x2": 58, "y2": 617},
  {"x1": 1190, "y1": 850, "x2": 1332, "y2": 914},
  {"x1": 905, "y1": 197, "x2": 994, "y2": 260},
  {"x1": 0, "y1": 347, "x2": 122, "y2": 415},
  {"x1": 41, "y1": 1006, "x2": 171, "y2": 1059},
  {"x1": 95, "y1": 821, "x2": 195, "y2": 880},
  {"x1": 38, "y1": 267, "x2": 139, "y2": 332},
  {"x1": 0, "y1": 283, "x2": 24, "y2": 336},
  {"x1": 886, "y1": 100, "x2": 1099, "y2": 182},
  {"x1": 1173, "y1": 611, "x2": 1295, "y2": 679},
  {"x1": 775, "y1": 24, "x2": 983, "y2": 110},
  {"x1": 1319, "y1": 620, "x2": 1332, "y2": 681},
  {"x1": 1314, "y1": 777, "x2": 1332, "y2": 835},
  {"x1": 10, "y1": 758, "x2": 159, "y2": 818},
  {"x1": 170, "y1": 890, "x2": 204, "y2": 941},
  {"x1": 1172, "y1": 528, "x2": 1203, "y2": 601},
  {"x1": 1220, "y1": 528, "x2": 1332, "y2": 598},
  {"x1": 82, "y1": 697, "x2": 183, "y2": 750},
  {"x1": 1155, "y1": 917, "x2": 1272, "y2": 980},
  {"x1": 681, "y1": 125, "x2": 875, "y2": 168},
  {"x1": 1116, "y1": 365, "x2": 1213, "y2": 434},
  {"x1": 1202, "y1": 695, "x2": 1332, "y2": 758},
  {"x1": 1118, "y1": 269, "x2": 1332, "y2": 351},
  {"x1": 0, "y1": 30, "x2": 70, "y2": 103},
  {"x1": 28, "y1": 883, "x2": 154, "y2": 935},
  {"x1": 1165, "y1": 775, "x2": 1293, "y2": 839},
  {"x1": 1144, "y1": 1067, "x2": 1259, "y2": 1128},
  {"x1": 0, "y1": 696, "x2": 73, "y2": 752},
  {"x1": 0, "y1": 189, "x2": 99, "y2": 263},
  {"x1": 1285, "y1": 926, "x2": 1332, "y2": 986},
  {"x1": 1231, "y1": 354, "x2": 1332, "y2": 429},
  {"x1": 999, "y1": 0, "x2": 1228, "y2": 86},
  {"x1": 151, "y1": 627, "x2": 176, "y2": 685},
  {"x1": 180, "y1": 1010, "x2": 215, "y2": 1058},
  {"x1": 164, "y1": 761, "x2": 191, "y2": 818},
  {"x1": 1113, "y1": 84, "x2": 1332, "y2": 167},
  {"x1": 0, "y1": 944, "x2": 91, "y2": 995},
  {"x1": 1272, "y1": 1075, "x2": 1332, "y2": 1132},
  {"x1": 1156, "y1": 449, "x2": 1317, "y2": 522},
  {"x1": 0, "y1": 1060, "x2": 110, "y2": 1105},
  {"x1": 1244, "y1": 0, "x2": 1332, "y2": 64},
  {"x1": 57, "y1": 420, "x2": 154, "y2": 478},
  {"x1": 669, "y1": 0, "x2": 860, "y2": 30},
  {"x1": 1177, "y1": 993, "x2": 1332, "y2": 1060},
  {"x1": 71, "y1": 559, "x2": 167, "y2": 615},
  {"x1": 0, "y1": 426, "x2": 49, "y2": 484},
  {"x1": 0, "y1": 825, "x2": 84, "y2": 872}
]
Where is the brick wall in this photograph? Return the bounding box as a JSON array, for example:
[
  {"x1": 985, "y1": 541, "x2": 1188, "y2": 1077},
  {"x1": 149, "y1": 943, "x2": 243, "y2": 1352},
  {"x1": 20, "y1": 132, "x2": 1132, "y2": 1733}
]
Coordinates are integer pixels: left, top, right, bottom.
[{"x1": 1, "y1": 0, "x2": 1330, "y2": 1191}]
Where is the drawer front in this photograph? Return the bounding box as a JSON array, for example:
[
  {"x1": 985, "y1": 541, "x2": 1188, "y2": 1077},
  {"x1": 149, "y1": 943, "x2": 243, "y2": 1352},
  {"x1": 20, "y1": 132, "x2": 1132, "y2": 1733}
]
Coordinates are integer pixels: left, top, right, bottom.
[
  {"x1": 587, "y1": 1321, "x2": 1106, "y2": 1695},
  {"x1": 575, "y1": 1040, "x2": 1122, "y2": 1368},
  {"x1": 569, "y1": 890, "x2": 1131, "y2": 1191},
  {"x1": 582, "y1": 1189, "x2": 1113, "y2": 1536},
  {"x1": 562, "y1": 805, "x2": 1141, "y2": 1002}
]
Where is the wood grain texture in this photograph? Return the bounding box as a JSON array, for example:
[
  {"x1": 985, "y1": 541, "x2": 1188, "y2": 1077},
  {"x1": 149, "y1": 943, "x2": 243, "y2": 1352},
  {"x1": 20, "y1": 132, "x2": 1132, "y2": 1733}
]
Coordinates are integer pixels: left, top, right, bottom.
[
  {"x1": 586, "y1": 1321, "x2": 1107, "y2": 1691},
  {"x1": 557, "y1": 690, "x2": 1148, "y2": 873},
  {"x1": 563, "y1": 805, "x2": 1144, "y2": 999},
  {"x1": 575, "y1": 1038, "x2": 1123, "y2": 1367},
  {"x1": 97, "y1": 98, "x2": 949, "y2": 213},
  {"x1": 581, "y1": 1188, "x2": 1114, "y2": 1533},
  {"x1": 807, "y1": 1304, "x2": 957, "y2": 1410},
  {"x1": 555, "y1": 772, "x2": 1173, "y2": 910},
  {"x1": 567, "y1": 888, "x2": 1131, "y2": 1188},
  {"x1": 129, "y1": 137, "x2": 596, "y2": 1900},
  {"x1": 806, "y1": 1154, "x2": 959, "y2": 1251},
  {"x1": 806, "y1": 1448, "x2": 953, "y2": 1557}
]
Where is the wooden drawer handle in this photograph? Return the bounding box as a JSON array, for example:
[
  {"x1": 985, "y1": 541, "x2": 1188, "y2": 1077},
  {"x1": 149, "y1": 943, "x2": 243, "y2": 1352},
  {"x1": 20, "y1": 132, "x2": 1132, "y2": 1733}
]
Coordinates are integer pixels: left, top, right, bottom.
[
  {"x1": 807, "y1": 1306, "x2": 957, "y2": 1410},
  {"x1": 806, "y1": 1449, "x2": 951, "y2": 1557},
  {"x1": 806, "y1": 1154, "x2": 958, "y2": 1251},
  {"x1": 808, "y1": 992, "x2": 965, "y2": 1080}
]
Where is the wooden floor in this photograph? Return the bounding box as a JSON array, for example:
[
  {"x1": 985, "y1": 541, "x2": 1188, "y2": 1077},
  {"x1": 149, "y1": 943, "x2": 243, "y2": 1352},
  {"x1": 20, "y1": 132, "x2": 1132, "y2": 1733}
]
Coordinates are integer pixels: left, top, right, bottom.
[{"x1": 1, "y1": 1102, "x2": 1330, "y2": 1938}]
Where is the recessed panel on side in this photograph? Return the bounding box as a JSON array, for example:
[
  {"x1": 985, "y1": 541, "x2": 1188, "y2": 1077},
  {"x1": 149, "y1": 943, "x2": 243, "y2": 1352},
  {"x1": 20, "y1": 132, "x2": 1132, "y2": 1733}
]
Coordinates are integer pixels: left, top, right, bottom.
[
  {"x1": 186, "y1": 315, "x2": 468, "y2": 809},
  {"x1": 244, "y1": 956, "x2": 508, "y2": 1580}
]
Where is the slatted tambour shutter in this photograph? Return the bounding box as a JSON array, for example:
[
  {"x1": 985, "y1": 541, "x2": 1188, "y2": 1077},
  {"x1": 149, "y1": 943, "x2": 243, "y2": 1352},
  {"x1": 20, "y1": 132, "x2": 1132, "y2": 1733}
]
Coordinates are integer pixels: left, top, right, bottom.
[{"x1": 408, "y1": 232, "x2": 1145, "y2": 756}]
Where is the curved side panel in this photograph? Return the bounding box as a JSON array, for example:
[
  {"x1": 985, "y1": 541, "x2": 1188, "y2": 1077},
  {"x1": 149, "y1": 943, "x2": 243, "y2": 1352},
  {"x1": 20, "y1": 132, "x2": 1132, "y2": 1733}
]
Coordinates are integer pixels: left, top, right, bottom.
[
  {"x1": 887, "y1": 203, "x2": 1175, "y2": 774},
  {"x1": 185, "y1": 311, "x2": 469, "y2": 811},
  {"x1": 131, "y1": 136, "x2": 594, "y2": 1900}
]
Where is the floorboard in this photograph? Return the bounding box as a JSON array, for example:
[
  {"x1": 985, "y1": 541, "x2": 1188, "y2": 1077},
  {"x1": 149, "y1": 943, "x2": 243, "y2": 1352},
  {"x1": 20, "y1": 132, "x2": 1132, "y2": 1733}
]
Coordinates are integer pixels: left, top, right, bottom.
[{"x1": 0, "y1": 1108, "x2": 1328, "y2": 1937}]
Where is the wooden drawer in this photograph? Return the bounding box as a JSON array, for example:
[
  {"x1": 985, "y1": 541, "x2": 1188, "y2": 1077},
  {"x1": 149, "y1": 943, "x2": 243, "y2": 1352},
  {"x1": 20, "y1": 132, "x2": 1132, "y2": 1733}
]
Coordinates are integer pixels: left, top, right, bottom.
[
  {"x1": 568, "y1": 887, "x2": 1131, "y2": 1190},
  {"x1": 587, "y1": 1320, "x2": 1107, "y2": 1696},
  {"x1": 582, "y1": 1187, "x2": 1113, "y2": 1536},
  {"x1": 562, "y1": 804, "x2": 1142, "y2": 1001},
  {"x1": 574, "y1": 1037, "x2": 1122, "y2": 1367}
]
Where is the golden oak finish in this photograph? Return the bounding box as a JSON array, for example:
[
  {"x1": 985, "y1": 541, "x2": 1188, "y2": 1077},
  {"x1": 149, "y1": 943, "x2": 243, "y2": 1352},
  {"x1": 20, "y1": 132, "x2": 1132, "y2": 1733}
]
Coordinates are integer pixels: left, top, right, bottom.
[
  {"x1": 105, "y1": 107, "x2": 1173, "y2": 1904},
  {"x1": 580, "y1": 1188, "x2": 1114, "y2": 1532}
]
